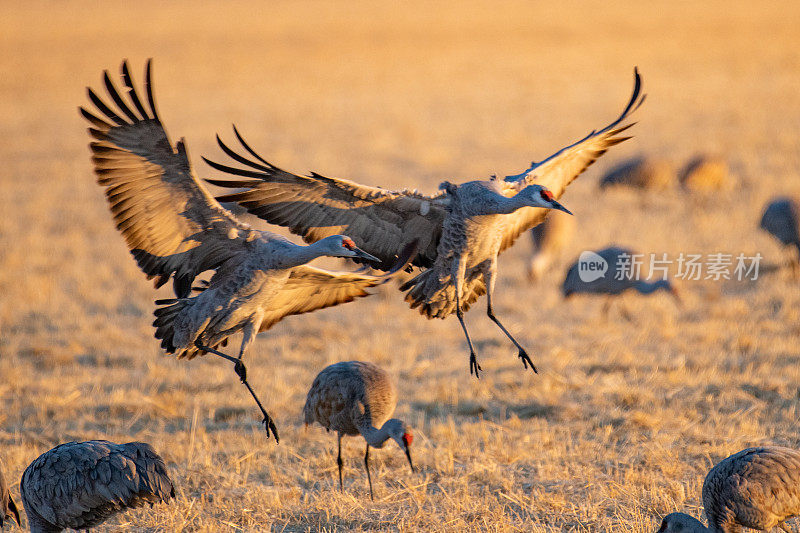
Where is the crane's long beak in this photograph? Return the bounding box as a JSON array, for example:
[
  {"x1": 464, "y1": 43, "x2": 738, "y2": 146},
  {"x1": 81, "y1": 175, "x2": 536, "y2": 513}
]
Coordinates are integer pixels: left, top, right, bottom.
[
  {"x1": 352, "y1": 247, "x2": 381, "y2": 263},
  {"x1": 550, "y1": 199, "x2": 573, "y2": 215},
  {"x1": 404, "y1": 446, "x2": 415, "y2": 473}
]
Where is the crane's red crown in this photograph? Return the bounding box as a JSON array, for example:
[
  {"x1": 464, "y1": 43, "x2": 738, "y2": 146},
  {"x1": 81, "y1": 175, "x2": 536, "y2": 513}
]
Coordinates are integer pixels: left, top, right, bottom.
[
  {"x1": 342, "y1": 237, "x2": 356, "y2": 250},
  {"x1": 402, "y1": 432, "x2": 413, "y2": 447},
  {"x1": 540, "y1": 189, "x2": 554, "y2": 201}
]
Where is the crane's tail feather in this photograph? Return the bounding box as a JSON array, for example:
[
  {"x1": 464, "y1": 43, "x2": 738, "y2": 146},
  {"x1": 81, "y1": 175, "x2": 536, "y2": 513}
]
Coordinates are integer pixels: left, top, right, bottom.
[
  {"x1": 152, "y1": 299, "x2": 218, "y2": 359},
  {"x1": 400, "y1": 268, "x2": 486, "y2": 318}
]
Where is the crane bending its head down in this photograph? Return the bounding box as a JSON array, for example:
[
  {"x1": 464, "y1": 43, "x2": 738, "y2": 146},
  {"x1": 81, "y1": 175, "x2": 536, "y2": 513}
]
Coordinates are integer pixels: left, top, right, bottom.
[
  {"x1": 365, "y1": 416, "x2": 414, "y2": 471},
  {"x1": 658, "y1": 446, "x2": 800, "y2": 533},
  {"x1": 303, "y1": 361, "x2": 414, "y2": 500}
]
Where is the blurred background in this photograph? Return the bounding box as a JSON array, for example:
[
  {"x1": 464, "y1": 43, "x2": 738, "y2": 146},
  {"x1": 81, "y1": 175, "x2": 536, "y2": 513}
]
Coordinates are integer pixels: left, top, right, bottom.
[{"x1": 1, "y1": 1, "x2": 799, "y2": 531}]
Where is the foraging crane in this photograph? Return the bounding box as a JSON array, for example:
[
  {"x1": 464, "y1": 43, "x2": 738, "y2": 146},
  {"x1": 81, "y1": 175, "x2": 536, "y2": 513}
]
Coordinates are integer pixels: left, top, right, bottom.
[
  {"x1": 562, "y1": 246, "x2": 680, "y2": 318},
  {"x1": 204, "y1": 70, "x2": 645, "y2": 377},
  {"x1": 658, "y1": 446, "x2": 800, "y2": 532},
  {"x1": 21, "y1": 441, "x2": 174, "y2": 532},
  {"x1": 760, "y1": 197, "x2": 800, "y2": 274},
  {"x1": 0, "y1": 458, "x2": 20, "y2": 529},
  {"x1": 80, "y1": 60, "x2": 414, "y2": 441},
  {"x1": 599, "y1": 155, "x2": 674, "y2": 190},
  {"x1": 527, "y1": 211, "x2": 575, "y2": 282},
  {"x1": 303, "y1": 361, "x2": 414, "y2": 500}
]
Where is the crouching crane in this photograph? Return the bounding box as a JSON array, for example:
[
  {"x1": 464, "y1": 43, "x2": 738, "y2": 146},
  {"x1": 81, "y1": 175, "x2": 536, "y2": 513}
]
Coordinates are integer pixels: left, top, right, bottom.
[
  {"x1": 21, "y1": 441, "x2": 174, "y2": 532},
  {"x1": 658, "y1": 446, "x2": 800, "y2": 532}
]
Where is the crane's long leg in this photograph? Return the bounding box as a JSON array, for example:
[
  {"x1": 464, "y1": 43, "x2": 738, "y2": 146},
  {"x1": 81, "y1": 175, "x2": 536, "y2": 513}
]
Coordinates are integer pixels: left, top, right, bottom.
[
  {"x1": 337, "y1": 433, "x2": 344, "y2": 492},
  {"x1": 364, "y1": 444, "x2": 374, "y2": 501},
  {"x1": 195, "y1": 328, "x2": 279, "y2": 442},
  {"x1": 455, "y1": 293, "x2": 481, "y2": 378},
  {"x1": 485, "y1": 270, "x2": 536, "y2": 373},
  {"x1": 452, "y1": 258, "x2": 481, "y2": 378}
]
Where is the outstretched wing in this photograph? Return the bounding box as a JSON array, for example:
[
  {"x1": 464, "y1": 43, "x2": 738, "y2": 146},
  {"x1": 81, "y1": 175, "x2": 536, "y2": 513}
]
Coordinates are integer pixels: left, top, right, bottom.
[
  {"x1": 499, "y1": 68, "x2": 645, "y2": 252},
  {"x1": 80, "y1": 60, "x2": 253, "y2": 297},
  {"x1": 203, "y1": 127, "x2": 446, "y2": 271},
  {"x1": 260, "y1": 241, "x2": 416, "y2": 330}
]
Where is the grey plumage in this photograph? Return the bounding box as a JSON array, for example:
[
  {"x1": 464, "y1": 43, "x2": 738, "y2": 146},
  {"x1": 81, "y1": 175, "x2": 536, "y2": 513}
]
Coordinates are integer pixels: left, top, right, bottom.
[
  {"x1": 658, "y1": 446, "x2": 800, "y2": 532},
  {"x1": 599, "y1": 156, "x2": 675, "y2": 190},
  {"x1": 0, "y1": 457, "x2": 20, "y2": 529},
  {"x1": 527, "y1": 212, "x2": 576, "y2": 282},
  {"x1": 562, "y1": 246, "x2": 679, "y2": 296},
  {"x1": 303, "y1": 361, "x2": 414, "y2": 500},
  {"x1": 562, "y1": 246, "x2": 680, "y2": 319},
  {"x1": 20, "y1": 441, "x2": 174, "y2": 533},
  {"x1": 205, "y1": 69, "x2": 645, "y2": 377},
  {"x1": 81, "y1": 60, "x2": 415, "y2": 441},
  {"x1": 760, "y1": 197, "x2": 800, "y2": 269}
]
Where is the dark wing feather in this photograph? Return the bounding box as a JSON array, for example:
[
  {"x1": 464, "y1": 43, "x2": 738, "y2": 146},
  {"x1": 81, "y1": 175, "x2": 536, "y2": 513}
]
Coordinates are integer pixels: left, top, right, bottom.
[
  {"x1": 81, "y1": 60, "x2": 252, "y2": 297},
  {"x1": 499, "y1": 68, "x2": 645, "y2": 253},
  {"x1": 203, "y1": 127, "x2": 445, "y2": 271}
]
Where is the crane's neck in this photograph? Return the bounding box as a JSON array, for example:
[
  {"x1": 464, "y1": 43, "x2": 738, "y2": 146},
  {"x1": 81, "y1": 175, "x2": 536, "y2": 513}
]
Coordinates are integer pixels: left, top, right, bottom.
[
  {"x1": 277, "y1": 240, "x2": 331, "y2": 269},
  {"x1": 358, "y1": 419, "x2": 397, "y2": 449},
  {"x1": 661, "y1": 512, "x2": 712, "y2": 532},
  {"x1": 487, "y1": 189, "x2": 534, "y2": 215}
]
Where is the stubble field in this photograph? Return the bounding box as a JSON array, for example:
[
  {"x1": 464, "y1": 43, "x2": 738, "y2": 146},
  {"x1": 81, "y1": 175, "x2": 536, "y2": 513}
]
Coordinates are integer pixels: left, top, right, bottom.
[{"x1": 2, "y1": 2, "x2": 800, "y2": 531}]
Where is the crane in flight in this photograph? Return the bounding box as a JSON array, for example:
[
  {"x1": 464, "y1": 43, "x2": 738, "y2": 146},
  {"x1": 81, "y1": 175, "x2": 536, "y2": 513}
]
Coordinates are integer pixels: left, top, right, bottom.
[
  {"x1": 80, "y1": 60, "x2": 414, "y2": 440},
  {"x1": 205, "y1": 70, "x2": 644, "y2": 377}
]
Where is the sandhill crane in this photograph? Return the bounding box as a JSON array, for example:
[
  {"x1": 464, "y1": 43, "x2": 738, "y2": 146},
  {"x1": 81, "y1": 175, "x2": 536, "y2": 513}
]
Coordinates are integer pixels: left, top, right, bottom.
[
  {"x1": 80, "y1": 60, "x2": 415, "y2": 441},
  {"x1": 303, "y1": 361, "x2": 414, "y2": 500},
  {"x1": 562, "y1": 246, "x2": 680, "y2": 318},
  {"x1": 599, "y1": 156, "x2": 674, "y2": 190},
  {"x1": 204, "y1": 70, "x2": 645, "y2": 377},
  {"x1": 0, "y1": 458, "x2": 20, "y2": 529},
  {"x1": 527, "y1": 212, "x2": 576, "y2": 282},
  {"x1": 658, "y1": 446, "x2": 800, "y2": 532},
  {"x1": 760, "y1": 197, "x2": 800, "y2": 274},
  {"x1": 21, "y1": 441, "x2": 174, "y2": 532},
  {"x1": 680, "y1": 154, "x2": 730, "y2": 191}
]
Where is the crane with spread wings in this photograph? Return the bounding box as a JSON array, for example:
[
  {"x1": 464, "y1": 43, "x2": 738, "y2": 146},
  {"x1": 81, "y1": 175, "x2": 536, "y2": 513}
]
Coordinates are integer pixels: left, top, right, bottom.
[
  {"x1": 205, "y1": 70, "x2": 644, "y2": 377},
  {"x1": 80, "y1": 60, "x2": 414, "y2": 440}
]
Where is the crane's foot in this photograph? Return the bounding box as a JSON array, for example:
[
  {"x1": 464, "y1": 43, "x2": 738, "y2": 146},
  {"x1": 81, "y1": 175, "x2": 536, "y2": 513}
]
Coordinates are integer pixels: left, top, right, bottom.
[
  {"x1": 518, "y1": 349, "x2": 538, "y2": 374},
  {"x1": 262, "y1": 413, "x2": 280, "y2": 443},
  {"x1": 469, "y1": 352, "x2": 482, "y2": 378}
]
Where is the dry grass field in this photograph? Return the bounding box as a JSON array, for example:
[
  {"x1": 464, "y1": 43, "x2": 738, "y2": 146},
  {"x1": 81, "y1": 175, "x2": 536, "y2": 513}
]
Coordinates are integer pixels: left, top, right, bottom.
[{"x1": 2, "y1": 1, "x2": 800, "y2": 531}]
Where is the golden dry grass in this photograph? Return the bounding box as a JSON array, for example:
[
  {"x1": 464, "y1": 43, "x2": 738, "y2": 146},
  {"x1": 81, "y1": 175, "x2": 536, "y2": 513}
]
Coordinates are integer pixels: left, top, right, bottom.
[{"x1": 2, "y1": 1, "x2": 800, "y2": 531}]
